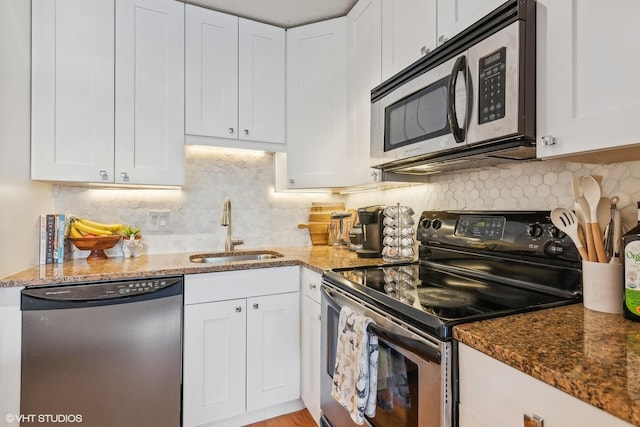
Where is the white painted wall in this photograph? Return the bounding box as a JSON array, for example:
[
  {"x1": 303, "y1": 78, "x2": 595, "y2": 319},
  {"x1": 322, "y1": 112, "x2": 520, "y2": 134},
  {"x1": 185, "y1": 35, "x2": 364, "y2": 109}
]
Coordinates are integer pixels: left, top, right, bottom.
[{"x1": 0, "y1": 0, "x2": 54, "y2": 278}]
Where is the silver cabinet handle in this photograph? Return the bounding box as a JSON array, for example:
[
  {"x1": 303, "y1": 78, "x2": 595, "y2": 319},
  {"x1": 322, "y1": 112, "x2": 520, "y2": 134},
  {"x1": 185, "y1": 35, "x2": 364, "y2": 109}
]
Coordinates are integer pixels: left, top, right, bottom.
[
  {"x1": 99, "y1": 170, "x2": 109, "y2": 181},
  {"x1": 228, "y1": 127, "x2": 234, "y2": 134},
  {"x1": 235, "y1": 306, "x2": 242, "y2": 313},
  {"x1": 541, "y1": 135, "x2": 556, "y2": 146},
  {"x1": 120, "y1": 172, "x2": 129, "y2": 182},
  {"x1": 253, "y1": 303, "x2": 259, "y2": 309},
  {"x1": 243, "y1": 129, "x2": 249, "y2": 136}
]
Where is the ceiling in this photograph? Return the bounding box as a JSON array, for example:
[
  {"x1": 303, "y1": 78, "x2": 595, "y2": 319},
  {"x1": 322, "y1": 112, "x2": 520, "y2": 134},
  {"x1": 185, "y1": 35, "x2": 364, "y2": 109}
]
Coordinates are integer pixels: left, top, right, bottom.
[{"x1": 181, "y1": 0, "x2": 359, "y2": 28}]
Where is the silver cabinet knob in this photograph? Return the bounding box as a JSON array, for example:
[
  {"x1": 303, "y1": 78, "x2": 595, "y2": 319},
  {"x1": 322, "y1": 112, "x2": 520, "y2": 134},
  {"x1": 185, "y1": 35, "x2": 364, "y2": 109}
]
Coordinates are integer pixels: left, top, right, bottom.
[
  {"x1": 289, "y1": 178, "x2": 295, "y2": 185},
  {"x1": 420, "y1": 46, "x2": 430, "y2": 55},
  {"x1": 120, "y1": 172, "x2": 130, "y2": 182},
  {"x1": 235, "y1": 306, "x2": 242, "y2": 313},
  {"x1": 253, "y1": 303, "x2": 259, "y2": 309},
  {"x1": 541, "y1": 135, "x2": 556, "y2": 146},
  {"x1": 228, "y1": 127, "x2": 235, "y2": 134},
  {"x1": 437, "y1": 35, "x2": 448, "y2": 45},
  {"x1": 370, "y1": 170, "x2": 379, "y2": 182},
  {"x1": 99, "y1": 170, "x2": 109, "y2": 181},
  {"x1": 309, "y1": 283, "x2": 317, "y2": 290},
  {"x1": 243, "y1": 129, "x2": 249, "y2": 136}
]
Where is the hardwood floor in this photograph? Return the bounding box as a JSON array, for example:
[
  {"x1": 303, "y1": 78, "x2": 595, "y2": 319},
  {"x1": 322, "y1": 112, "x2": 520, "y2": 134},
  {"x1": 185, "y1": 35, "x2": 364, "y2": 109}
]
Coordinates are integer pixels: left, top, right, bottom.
[{"x1": 245, "y1": 409, "x2": 317, "y2": 427}]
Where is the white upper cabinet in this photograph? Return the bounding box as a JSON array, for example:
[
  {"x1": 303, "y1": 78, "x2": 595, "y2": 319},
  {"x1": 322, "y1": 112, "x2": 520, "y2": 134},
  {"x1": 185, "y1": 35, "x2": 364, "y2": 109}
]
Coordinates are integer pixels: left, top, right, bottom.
[
  {"x1": 31, "y1": 0, "x2": 115, "y2": 183},
  {"x1": 185, "y1": 5, "x2": 285, "y2": 150},
  {"x1": 238, "y1": 19, "x2": 286, "y2": 144},
  {"x1": 437, "y1": 0, "x2": 506, "y2": 45},
  {"x1": 381, "y1": 0, "x2": 437, "y2": 81},
  {"x1": 346, "y1": 0, "x2": 382, "y2": 186},
  {"x1": 115, "y1": 0, "x2": 185, "y2": 186},
  {"x1": 185, "y1": 6, "x2": 238, "y2": 140},
  {"x1": 536, "y1": 0, "x2": 640, "y2": 161},
  {"x1": 285, "y1": 17, "x2": 348, "y2": 189},
  {"x1": 31, "y1": 0, "x2": 185, "y2": 186}
]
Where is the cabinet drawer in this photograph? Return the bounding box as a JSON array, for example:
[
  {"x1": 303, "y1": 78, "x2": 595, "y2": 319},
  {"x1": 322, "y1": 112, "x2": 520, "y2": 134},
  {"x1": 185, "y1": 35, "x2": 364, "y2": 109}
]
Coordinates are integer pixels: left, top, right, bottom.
[
  {"x1": 185, "y1": 266, "x2": 299, "y2": 304},
  {"x1": 301, "y1": 267, "x2": 322, "y2": 303}
]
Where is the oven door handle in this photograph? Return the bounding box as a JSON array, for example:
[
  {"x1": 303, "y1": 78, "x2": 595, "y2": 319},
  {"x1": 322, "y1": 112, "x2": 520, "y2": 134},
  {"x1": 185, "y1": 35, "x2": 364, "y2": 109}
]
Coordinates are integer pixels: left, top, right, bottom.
[{"x1": 322, "y1": 286, "x2": 441, "y2": 365}]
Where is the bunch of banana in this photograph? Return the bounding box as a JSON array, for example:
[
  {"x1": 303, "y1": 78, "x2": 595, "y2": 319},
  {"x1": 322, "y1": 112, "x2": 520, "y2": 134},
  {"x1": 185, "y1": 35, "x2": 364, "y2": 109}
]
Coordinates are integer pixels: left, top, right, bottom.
[{"x1": 69, "y1": 217, "x2": 123, "y2": 238}]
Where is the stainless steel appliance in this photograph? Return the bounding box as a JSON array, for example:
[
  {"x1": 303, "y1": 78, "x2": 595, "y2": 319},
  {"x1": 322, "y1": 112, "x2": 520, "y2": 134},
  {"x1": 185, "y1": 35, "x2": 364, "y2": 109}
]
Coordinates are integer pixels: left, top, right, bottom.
[
  {"x1": 21, "y1": 277, "x2": 183, "y2": 427},
  {"x1": 321, "y1": 211, "x2": 582, "y2": 427},
  {"x1": 356, "y1": 206, "x2": 385, "y2": 258},
  {"x1": 370, "y1": 0, "x2": 536, "y2": 178}
]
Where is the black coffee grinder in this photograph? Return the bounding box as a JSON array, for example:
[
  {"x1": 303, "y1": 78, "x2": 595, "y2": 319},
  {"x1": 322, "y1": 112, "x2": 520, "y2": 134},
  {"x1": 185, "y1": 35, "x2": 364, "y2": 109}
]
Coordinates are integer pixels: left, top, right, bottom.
[{"x1": 355, "y1": 205, "x2": 385, "y2": 258}]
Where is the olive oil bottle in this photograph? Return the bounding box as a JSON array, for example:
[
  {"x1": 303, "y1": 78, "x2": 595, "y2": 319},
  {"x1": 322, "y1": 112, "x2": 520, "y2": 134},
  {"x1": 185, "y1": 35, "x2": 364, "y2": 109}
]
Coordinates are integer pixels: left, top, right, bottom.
[{"x1": 623, "y1": 202, "x2": 640, "y2": 321}]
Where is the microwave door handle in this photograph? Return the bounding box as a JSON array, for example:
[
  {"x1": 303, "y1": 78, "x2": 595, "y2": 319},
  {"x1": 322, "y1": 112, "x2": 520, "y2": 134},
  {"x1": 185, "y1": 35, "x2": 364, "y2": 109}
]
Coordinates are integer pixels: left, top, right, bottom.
[
  {"x1": 322, "y1": 286, "x2": 442, "y2": 364},
  {"x1": 447, "y1": 55, "x2": 468, "y2": 143}
]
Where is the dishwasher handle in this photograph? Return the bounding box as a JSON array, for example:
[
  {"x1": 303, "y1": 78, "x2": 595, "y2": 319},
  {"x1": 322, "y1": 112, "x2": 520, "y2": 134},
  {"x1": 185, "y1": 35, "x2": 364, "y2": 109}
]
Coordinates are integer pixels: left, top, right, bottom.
[{"x1": 21, "y1": 277, "x2": 183, "y2": 310}]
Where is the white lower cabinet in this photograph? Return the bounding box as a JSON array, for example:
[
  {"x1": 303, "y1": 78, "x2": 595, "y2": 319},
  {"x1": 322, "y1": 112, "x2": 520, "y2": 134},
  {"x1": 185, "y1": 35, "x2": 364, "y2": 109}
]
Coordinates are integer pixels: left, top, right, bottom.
[
  {"x1": 0, "y1": 287, "x2": 22, "y2": 427},
  {"x1": 458, "y1": 343, "x2": 633, "y2": 427},
  {"x1": 183, "y1": 267, "x2": 301, "y2": 427},
  {"x1": 300, "y1": 267, "x2": 322, "y2": 424}
]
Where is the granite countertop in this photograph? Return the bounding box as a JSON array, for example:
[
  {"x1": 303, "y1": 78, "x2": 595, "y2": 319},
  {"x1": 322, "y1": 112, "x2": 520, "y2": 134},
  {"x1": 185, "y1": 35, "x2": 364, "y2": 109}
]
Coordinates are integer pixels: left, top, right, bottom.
[
  {"x1": 6, "y1": 247, "x2": 640, "y2": 425},
  {"x1": 0, "y1": 245, "x2": 382, "y2": 288},
  {"x1": 454, "y1": 305, "x2": 640, "y2": 426}
]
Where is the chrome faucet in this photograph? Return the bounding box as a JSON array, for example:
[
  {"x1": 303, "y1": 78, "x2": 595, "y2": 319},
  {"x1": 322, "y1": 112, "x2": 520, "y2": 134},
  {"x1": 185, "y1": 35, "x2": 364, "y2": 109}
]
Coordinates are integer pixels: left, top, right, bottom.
[{"x1": 220, "y1": 198, "x2": 244, "y2": 252}]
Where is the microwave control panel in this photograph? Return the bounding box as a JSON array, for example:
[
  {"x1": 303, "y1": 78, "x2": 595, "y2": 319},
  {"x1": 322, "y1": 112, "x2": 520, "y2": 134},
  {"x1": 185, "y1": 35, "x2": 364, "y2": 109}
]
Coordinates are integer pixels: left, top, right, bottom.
[{"x1": 478, "y1": 47, "x2": 506, "y2": 124}]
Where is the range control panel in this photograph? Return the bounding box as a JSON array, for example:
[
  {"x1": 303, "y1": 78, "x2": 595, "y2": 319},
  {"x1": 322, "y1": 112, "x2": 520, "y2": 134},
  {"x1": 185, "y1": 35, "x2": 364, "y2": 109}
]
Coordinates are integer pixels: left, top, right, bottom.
[{"x1": 416, "y1": 210, "x2": 580, "y2": 262}]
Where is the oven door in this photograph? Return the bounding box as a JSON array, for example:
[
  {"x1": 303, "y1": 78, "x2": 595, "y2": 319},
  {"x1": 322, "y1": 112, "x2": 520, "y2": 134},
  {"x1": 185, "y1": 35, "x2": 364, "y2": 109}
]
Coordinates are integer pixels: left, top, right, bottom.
[
  {"x1": 320, "y1": 282, "x2": 452, "y2": 427},
  {"x1": 370, "y1": 53, "x2": 471, "y2": 168}
]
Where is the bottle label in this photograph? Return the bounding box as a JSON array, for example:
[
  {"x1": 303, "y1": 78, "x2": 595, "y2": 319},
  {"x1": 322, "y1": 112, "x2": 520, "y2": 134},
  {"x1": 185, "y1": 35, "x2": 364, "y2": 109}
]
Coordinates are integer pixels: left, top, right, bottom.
[{"x1": 625, "y1": 240, "x2": 640, "y2": 314}]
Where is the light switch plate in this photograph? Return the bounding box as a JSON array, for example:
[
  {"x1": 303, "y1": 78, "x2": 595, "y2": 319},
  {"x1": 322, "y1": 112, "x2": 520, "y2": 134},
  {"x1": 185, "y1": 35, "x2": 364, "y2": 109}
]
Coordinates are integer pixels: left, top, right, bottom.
[{"x1": 148, "y1": 210, "x2": 171, "y2": 232}]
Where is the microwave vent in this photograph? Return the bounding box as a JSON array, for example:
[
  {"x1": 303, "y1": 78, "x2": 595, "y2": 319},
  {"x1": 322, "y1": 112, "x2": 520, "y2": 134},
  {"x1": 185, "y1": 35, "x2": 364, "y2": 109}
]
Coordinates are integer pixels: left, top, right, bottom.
[{"x1": 488, "y1": 146, "x2": 536, "y2": 160}]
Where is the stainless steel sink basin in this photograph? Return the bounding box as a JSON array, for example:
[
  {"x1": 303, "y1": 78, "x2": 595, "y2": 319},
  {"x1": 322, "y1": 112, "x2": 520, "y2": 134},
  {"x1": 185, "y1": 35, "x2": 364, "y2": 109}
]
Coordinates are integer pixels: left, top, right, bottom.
[{"x1": 189, "y1": 251, "x2": 284, "y2": 263}]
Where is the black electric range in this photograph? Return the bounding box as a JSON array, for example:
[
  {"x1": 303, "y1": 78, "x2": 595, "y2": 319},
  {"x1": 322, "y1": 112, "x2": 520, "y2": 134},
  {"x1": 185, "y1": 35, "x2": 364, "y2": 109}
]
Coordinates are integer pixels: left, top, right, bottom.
[{"x1": 322, "y1": 210, "x2": 583, "y2": 340}]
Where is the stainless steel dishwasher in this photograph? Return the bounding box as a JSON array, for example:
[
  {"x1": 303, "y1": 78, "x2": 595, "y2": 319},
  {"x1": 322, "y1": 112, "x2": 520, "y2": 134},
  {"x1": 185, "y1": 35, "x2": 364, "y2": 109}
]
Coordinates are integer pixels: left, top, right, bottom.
[{"x1": 20, "y1": 276, "x2": 183, "y2": 427}]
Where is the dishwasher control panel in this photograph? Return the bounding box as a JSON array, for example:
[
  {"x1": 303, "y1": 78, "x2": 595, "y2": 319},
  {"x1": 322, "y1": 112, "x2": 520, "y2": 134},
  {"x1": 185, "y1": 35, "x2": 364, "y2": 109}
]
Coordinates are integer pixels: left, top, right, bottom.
[{"x1": 22, "y1": 276, "x2": 183, "y2": 304}]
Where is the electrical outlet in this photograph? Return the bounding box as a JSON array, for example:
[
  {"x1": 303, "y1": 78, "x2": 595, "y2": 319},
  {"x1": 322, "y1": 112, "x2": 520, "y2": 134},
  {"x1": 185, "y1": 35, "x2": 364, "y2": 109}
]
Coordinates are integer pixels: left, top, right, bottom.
[{"x1": 148, "y1": 210, "x2": 171, "y2": 232}]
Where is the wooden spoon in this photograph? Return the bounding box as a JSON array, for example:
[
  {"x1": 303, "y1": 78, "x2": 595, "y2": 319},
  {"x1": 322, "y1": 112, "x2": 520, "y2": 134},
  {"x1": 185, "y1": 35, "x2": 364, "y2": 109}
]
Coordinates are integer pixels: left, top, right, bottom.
[
  {"x1": 550, "y1": 207, "x2": 589, "y2": 261},
  {"x1": 581, "y1": 175, "x2": 608, "y2": 262}
]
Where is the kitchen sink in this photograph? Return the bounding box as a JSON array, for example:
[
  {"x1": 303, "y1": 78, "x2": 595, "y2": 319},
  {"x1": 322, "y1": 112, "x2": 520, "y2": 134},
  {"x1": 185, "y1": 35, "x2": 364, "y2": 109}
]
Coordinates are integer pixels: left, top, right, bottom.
[{"x1": 189, "y1": 251, "x2": 284, "y2": 263}]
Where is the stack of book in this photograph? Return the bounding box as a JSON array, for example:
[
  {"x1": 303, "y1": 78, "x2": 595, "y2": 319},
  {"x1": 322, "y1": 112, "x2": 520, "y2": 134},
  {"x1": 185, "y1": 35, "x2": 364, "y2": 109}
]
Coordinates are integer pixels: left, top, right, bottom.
[{"x1": 39, "y1": 213, "x2": 67, "y2": 264}]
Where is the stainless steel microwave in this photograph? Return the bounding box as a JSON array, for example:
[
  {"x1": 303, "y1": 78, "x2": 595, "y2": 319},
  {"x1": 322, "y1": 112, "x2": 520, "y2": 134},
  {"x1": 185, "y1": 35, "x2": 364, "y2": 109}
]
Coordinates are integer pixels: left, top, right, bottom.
[{"x1": 370, "y1": 0, "x2": 536, "y2": 176}]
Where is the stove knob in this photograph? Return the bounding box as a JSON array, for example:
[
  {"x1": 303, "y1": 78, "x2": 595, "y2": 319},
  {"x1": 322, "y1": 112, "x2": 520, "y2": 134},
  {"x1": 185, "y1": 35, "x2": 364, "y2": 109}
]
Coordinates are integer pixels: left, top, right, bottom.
[
  {"x1": 550, "y1": 226, "x2": 565, "y2": 239},
  {"x1": 432, "y1": 219, "x2": 443, "y2": 230},
  {"x1": 527, "y1": 223, "x2": 543, "y2": 238},
  {"x1": 420, "y1": 218, "x2": 432, "y2": 229}
]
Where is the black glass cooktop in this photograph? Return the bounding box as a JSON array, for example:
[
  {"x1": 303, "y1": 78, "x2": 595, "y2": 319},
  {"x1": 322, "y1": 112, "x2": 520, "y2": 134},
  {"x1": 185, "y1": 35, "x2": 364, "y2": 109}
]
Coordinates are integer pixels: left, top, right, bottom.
[{"x1": 323, "y1": 262, "x2": 581, "y2": 339}]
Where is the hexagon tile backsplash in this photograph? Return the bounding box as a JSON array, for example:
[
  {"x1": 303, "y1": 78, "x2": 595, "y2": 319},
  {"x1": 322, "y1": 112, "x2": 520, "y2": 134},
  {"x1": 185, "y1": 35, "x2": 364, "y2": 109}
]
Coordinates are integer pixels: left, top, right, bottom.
[{"x1": 54, "y1": 145, "x2": 640, "y2": 257}]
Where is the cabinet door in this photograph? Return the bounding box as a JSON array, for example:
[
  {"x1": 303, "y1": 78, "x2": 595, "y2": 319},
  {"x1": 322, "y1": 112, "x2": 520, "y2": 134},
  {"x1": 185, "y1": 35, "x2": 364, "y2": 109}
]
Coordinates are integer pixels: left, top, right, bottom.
[
  {"x1": 347, "y1": 0, "x2": 382, "y2": 186},
  {"x1": 437, "y1": 0, "x2": 505, "y2": 45},
  {"x1": 285, "y1": 18, "x2": 348, "y2": 188},
  {"x1": 31, "y1": 0, "x2": 115, "y2": 183},
  {"x1": 300, "y1": 295, "x2": 321, "y2": 424},
  {"x1": 381, "y1": 0, "x2": 437, "y2": 81},
  {"x1": 185, "y1": 5, "x2": 239, "y2": 139},
  {"x1": 115, "y1": 0, "x2": 185, "y2": 186},
  {"x1": 459, "y1": 344, "x2": 633, "y2": 427},
  {"x1": 183, "y1": 299, "x2": 247, "y2": 426},
  {"x1": 238, "y1": 18, "x2": 285, "y2": 144},
  {"x1": 246, "y1": 292, "x2": 300, "y2": 412},
  {"x1": 0, "y1": 288, "x2": 22, "y2": 426},
  {"x1": 536, "y1": 0, "x2": 640, "y2": 159}
]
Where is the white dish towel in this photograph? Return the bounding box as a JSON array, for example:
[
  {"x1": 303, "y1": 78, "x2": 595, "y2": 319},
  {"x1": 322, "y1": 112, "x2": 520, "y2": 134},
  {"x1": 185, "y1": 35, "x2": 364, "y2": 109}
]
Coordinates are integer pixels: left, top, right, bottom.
[{"x1": 331, "y1": 305, "x2": 379, "y2": 425}]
